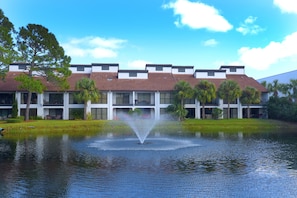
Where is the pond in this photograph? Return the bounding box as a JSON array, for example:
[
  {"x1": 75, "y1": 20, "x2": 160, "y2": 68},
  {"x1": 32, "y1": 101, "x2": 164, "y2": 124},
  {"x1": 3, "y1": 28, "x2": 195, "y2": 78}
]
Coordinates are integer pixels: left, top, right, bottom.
[{"x1": 1, "y1": 131, "x2": 297, "y2": 197}]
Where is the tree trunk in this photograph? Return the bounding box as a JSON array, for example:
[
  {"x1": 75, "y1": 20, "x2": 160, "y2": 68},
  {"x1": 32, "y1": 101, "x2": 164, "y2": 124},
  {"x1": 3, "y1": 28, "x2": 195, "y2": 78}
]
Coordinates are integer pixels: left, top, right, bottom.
[
  {"x1": 227, "y1": 103, "x2": 230, "y2": 119},
  {"x1": 84, "y1": 102, "x2": 88, "y2": 120},
  {"x1": 247, "y1": 105, "x2": 250, "y2": 118},
  {"x1": 25, "y1": 91, "x2": 32, "y2": 121},
  {"x1": 202, "y1": 103, "x2": 205, "y2": 119}
]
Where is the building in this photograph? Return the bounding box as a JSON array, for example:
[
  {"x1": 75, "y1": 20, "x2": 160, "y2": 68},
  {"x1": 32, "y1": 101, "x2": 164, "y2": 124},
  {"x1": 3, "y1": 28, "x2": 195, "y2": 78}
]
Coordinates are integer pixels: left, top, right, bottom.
[
  {"x1": 258, "y1": 70, "x2": 297, "y2": 85},
  {"x1": 258, "y1": 69, "x2": 297, "y2": 98},
  {"x1": 0, "y1": 63, "x2": 268, "y2": 120}
]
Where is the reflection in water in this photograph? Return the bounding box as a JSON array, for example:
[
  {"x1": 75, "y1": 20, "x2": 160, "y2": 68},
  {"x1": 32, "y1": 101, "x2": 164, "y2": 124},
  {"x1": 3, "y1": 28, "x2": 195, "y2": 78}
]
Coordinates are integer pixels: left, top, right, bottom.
[{"x1": 0, "y1": 132, "x2": 297, "y2": 197}]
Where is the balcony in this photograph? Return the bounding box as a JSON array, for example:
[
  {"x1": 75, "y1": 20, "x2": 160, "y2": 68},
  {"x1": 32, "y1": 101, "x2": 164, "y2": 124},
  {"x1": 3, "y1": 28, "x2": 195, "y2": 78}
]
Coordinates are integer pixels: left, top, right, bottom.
[
  {"x1": 135, "y1": 93, "x2": 155, "y2": 106},
  {"x1": 43, "y1": 93, "x2": 64, "y2": 106},
  {"x1": 0, "y1": 93, "x2": 14, "y2": 106}
]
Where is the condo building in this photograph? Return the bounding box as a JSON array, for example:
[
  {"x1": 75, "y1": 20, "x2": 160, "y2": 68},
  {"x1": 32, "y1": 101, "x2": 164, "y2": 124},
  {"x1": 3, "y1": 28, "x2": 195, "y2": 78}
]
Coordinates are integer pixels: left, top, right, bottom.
[{"x1": 0, "y1": 63, "x2": 268, "y2": 120}]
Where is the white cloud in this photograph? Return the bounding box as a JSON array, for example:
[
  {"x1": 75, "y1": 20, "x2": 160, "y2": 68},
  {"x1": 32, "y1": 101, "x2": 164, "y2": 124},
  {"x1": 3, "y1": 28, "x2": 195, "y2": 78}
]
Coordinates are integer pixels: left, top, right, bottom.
[
  {"x1": 274, "y1": 0, "x2": 297, "y2": 14},
  {"x1": 162, "y1": 0, "x2": 233, "y2": 32},
  {"x1": 127, "y1": 60, "x2": 152, "y2": 69},
  {"x1": 238, "y1": 31, "x2": 297, "y2": 70},
  {"x1": 203, "y1": 39, "x2": 218, "y2": 47},
  {"x1": 236, "y1": 16, "x2": 264, "y2": 35},
  {"x1": 62, "y1": 36, "x2": 127, "y2": 60}
]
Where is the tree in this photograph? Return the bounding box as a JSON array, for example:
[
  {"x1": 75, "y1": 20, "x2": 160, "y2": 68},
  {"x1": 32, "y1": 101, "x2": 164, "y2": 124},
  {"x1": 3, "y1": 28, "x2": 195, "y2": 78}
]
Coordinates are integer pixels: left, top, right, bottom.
[
  {"x1": 194, "y1": 80, "x2": 216, "y2": 119},
  {"x1": 0, "y1": 9, "x2": 17, "y2": 79},
  {"x1": 75, "y1": 78, "x2": 100, "y2": 120},
  {"x1": 16, "y1": 24, "x2": 71, "y2": 121},
  {"x1": 240, "y1": 86, "x2": 260, "y2": 118},
  {"x1": 267, "y1": 79, "x2": 280, "y2": 98},
  {"x1": 289, "y1": 79, "x2": 297, "y2": 103},
  {"x1": 173, "y1": 80, "x2": 194, "y2": 121},
  {"x1": 217, "y1": 80, "x2": 241, "y2": 119}
]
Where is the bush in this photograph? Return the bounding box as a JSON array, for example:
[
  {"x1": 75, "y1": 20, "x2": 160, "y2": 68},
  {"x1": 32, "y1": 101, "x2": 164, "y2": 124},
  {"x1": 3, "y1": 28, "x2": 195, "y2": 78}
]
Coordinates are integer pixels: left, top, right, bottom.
[
  {"x1": 6, "y1": 118, "x2": 23, "y2": 123},
  {"x1": 212, "y1": 108, "x2": 223, "y2": 119}
]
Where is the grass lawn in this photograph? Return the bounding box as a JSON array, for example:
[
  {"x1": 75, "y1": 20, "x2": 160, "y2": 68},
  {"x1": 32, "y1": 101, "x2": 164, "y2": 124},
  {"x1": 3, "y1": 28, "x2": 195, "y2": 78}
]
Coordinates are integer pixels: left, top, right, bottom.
[{"x1": 0, "y1": 119, "x2": 296, "y2": 138}]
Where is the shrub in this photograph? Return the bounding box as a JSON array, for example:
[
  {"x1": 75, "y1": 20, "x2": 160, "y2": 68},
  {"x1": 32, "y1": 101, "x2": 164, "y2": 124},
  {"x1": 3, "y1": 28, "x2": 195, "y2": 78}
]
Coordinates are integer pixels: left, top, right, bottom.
[
  {"x1": 212, "y1": 108, "x2": 223, "y2": 119},
  {"x1": 6, "y1": 118, "x2": 23, "y2": 123}
]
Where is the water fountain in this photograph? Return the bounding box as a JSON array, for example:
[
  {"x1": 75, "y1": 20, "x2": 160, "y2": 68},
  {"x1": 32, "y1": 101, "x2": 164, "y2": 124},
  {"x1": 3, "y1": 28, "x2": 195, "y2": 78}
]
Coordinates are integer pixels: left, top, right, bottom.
[
  {"x1": 87, "y1": 111, "x2": 200, "y2": 151},
  {"x1": 117, "y1": 111, "x2": 157, "y2": 144}
]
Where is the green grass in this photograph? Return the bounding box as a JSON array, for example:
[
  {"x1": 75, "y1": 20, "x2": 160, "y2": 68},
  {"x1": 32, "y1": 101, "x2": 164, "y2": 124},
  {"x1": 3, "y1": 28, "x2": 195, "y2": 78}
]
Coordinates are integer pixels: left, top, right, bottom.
[{"x1": 0, "y1": 119, "x2": 296, "y2": 138}]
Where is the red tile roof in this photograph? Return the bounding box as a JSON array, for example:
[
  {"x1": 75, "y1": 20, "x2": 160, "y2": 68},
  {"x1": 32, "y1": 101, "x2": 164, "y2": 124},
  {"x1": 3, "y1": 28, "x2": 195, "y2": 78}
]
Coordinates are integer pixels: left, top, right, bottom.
[{"x1": 0, "y1": 71, "x2": 267, "y2": 92}]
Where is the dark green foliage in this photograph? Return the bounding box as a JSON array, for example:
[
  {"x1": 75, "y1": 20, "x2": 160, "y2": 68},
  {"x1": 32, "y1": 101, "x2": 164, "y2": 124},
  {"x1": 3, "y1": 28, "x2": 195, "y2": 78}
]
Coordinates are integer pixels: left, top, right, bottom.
[
  {"x1": 173, "y1": 81, "x2": 194, "y2": 121},
  {"x1": 75, "y1": 78, "x2": 100, "y2": 120},
  {"x1": 11, "y1": 98, "x2": 18, "y2": 118},
  {"x1": 267, "y1": 97, "x2": 297, "y2": 122},
  {"x1": 6, "y1": 118, "x2": 22, "y2": 123},
  {"x1": 0, "y1": 9, "x2": 17, "y2": 79},
  {"x1": 217, "y1": 80, "x2": 241, "y2": 119},
  {"x1": 212, "y1": 108, "x2": 223, "y2": 120},
  {"x1": 15, "y1": 24, "x2": 71, "y2": 121},
  {"x1": 70, "y1": 109, "x2": 84, "y2": 120},
  {"x1": 195, "y1": 80, "x2": 216, "y2": 119}
]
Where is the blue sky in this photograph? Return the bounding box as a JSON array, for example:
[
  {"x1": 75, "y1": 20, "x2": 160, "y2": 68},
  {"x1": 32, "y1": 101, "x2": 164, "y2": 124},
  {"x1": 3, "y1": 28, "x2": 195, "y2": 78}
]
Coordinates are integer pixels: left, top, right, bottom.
[{"x1": 0, "y1": 0, "x2": 297, "y2": 79}]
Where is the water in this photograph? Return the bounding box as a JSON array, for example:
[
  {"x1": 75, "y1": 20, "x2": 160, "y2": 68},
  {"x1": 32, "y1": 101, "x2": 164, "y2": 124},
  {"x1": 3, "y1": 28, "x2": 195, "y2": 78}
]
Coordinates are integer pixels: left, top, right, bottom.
[{"x1": 1, "y1": 131, "x2": 297, "y2": 197}]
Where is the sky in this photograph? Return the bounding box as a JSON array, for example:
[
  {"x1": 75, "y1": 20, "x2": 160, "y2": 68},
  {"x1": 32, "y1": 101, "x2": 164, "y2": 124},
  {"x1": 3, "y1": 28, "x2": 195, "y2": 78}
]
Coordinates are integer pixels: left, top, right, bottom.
[{"x1": 0, "y1": 0, "x2": 297, "y2": 79}]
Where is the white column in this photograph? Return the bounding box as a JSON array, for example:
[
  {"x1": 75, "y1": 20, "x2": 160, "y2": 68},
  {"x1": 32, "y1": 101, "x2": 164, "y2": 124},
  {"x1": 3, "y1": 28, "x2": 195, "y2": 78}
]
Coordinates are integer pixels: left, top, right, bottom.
[
  {"x1": 155, "y1": 92, "x2": 160, "y2": 120},
  {"x1": 64, "y1": 92, "x2": 69, "y2": 120},
  {"x1": 237, "y1": 98, "x2": 242, "y2": 119},
  {"x1": 37, "y1": 93, "x2": 44, "y2": 118},
  {"x1": 195, "y1": 99, "x2": 200, "y2": 119},
  {"x1": 108, "y1": 91, "x2": 113, "y2": 120}
]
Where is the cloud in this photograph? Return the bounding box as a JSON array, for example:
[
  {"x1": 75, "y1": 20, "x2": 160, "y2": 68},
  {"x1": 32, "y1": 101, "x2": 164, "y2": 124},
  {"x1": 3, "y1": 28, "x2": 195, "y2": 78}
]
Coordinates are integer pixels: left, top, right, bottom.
[
  {"x1": 236, "y1": 16, "x2": 264, "y2": 35},
  {"x1": 274, "y1": 0, "x2": 297, "y2": 14},
  {"x1": 238, "y1": 31, "x2": 297, "y2": 70},
  {"x1": 203, "y1": 39, "x2": 218, "y2": 47},
  {"x1": 62, "y1": 36, "x2": 127, "y2": 60},
  {"x1": 162, "y1": 0, "x2": 233, "y2": 32},
  {"x1": 127, "y1": 60, "x2": 152, "y2": 69}
]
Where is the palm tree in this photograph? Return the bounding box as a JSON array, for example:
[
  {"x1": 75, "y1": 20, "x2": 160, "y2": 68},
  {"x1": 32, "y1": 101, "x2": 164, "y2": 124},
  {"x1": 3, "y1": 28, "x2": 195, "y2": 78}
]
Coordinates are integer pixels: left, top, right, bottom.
[
  {"x1": 173, "y1": 80, "x2": 194, "y2": 121},
  {"x1": 289, "y1": 79, "x2": 297, "y2": 103},
  {"x1": 75, "y1": 78, "x2": 100, "y2": 120},
  {"x1": 195, "y1": 80, "x2": 216, "y2": 119},
  {"x1": 240, "y1": 86, "x2": 260, "y2": 118},
  {"x1": 217, "y1": 80, "x2": 241, "y2": 119},
  {"x1": 267, "y1": 79, "x2": 280, "y2": 98}
]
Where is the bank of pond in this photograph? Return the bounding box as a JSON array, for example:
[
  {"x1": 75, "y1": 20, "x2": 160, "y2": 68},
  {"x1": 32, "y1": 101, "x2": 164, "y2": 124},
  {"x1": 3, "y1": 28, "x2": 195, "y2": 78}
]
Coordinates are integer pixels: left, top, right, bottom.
[{"x1": 0, "y1": 119, "x2": 296, "y2": 139}]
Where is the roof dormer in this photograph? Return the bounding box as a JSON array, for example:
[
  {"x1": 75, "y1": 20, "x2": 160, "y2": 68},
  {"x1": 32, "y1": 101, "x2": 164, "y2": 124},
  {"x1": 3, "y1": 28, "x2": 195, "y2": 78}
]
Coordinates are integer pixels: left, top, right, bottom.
[
  {"x1": 118, "y1": 70, "x2": 148, "y2": 79},
  {"x1": 220, "y1": 65, "x2": 245, "y2": 75},
  {"x1": 194, "y1": 69, "x2": 226, "y2": 79},
  {"x1": 145, "y1": 64, "x2": 172, "y2": 73},
  {"x1": 91, "y1": 63, "x2": 119, "y2": 72},
  {"x1": 172, "y1": 66, "x2": 194, "y2": 74},
  {"x1": 70, "y1": 64, "x2": 92, "y2": 73}
]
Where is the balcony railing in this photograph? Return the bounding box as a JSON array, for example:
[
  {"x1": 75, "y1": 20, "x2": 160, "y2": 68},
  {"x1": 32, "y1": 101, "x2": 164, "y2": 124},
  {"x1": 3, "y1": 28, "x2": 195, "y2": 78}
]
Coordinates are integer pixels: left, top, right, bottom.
[
  {"x1": 135, "y1": 100, "x2": 155, "y2": 106},
  {"x1": 43, "y1": 100, "x2": 64, "y2": 106}
]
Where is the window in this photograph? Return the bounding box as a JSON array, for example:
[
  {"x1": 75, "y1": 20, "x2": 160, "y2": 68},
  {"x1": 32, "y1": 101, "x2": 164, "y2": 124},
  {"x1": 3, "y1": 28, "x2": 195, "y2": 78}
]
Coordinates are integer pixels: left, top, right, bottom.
[
  {"x1": 129, "y1": 72, "x2": 137, "y2": 77},
  {"x1": 230, "y1": 68, "x2": 237, "y2": 72},
  {"x1": 21, "y1": 93, "x2": 37, "y2": 104},
  {"x1": 178, "y1": 68, "x2": 185, "y2": 72},
  {"x1": 77, "y1": 66, "x2": 84, "y2": 71},
  {"x1": 92, "y1": 92, "x2": 107, "y2": 104},
  {"x1": 208, "y1": 71, "x2": 215, "y2": 76},
  {"x1": 69, "y1": 92, "x2": 83, "y2": 104},
  {"x1": 91, "y1": 108, "x2": 107, "y2": 120},
  {"x1": 156, "y1": 66, "x2": 163, "y2": 71},
  {"x1": 160, "y1": 92, "x2": 174, "y2": 104},
  {"x1": 102, "y1": 65, "x2": 109, "y2": 70},
  {"x1": 136, "y1": 93, "x2": 154, "y2": 105},
  {"x1": 18, "y1": 65, "x2": 27, "y2": 70},
  {"x1": 184, "y1": 98, "x2": 195, "y2": 104},
  {"x1": 115, "y1": 93, "x2": 131, "y2": 105}
]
